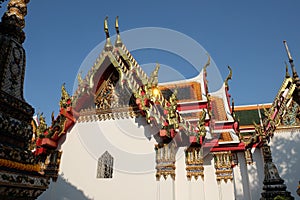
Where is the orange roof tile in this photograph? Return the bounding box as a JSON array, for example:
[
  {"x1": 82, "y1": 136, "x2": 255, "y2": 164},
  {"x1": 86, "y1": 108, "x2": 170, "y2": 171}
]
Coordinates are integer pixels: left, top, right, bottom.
[
  {"x1": 211, "y1": 96, "x2": 227, "y2": 121},
  {"x1": 159, "y1": 81, "x2": 202, "y2": 103}
]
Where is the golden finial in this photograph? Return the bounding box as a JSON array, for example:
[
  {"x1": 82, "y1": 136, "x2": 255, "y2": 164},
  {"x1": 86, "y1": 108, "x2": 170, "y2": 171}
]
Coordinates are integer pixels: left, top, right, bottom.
[
  {"x1": 104, "y1": 16, "x2": 112, "y2": 51},
  {"x1": 115, "y1": 16, "x2": 123, "y2": 47},
  {"x1": 77, "y1": 71, "x2": 83, "y2": 86},
  {"x1": 3, "y1": 0, "x2": 30, "y2": 29},
  {"x1": 61, "y1": 83, "x2": 70, "y2": 99},
  {"x1": 283, "y1": 40, "x2": 293, "y2": 62},
  {"x1": 115, "y1": 16, "x2": 120, "y2": 34},
  {"x1": 149, "y1": 63, "x2": 160, "y2": 86},
  {"x1": 283, "y1": 40, "x2": 297, "y2": 77},
  {"x1": 59, "y1": 83, "x2": 71, "y2": 108},
  {"x1": 104, "y1": 16, "x2": 109, "y2": 38},
  {"x1": 37, "y1": 112, "x2": 47, "y2": 136},
  {"x1": 225, "y1": 66, "x2": 232, "y2": 87}
]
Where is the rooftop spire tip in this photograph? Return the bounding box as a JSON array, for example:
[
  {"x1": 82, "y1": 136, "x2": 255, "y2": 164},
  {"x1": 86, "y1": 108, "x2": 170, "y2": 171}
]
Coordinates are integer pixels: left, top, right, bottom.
[
  {"x1": 104, "y1": 16, "x2": 113, "y2": 51},
  {"x1": 114, "y1": 16, "x2": 123, "y2": 47}
]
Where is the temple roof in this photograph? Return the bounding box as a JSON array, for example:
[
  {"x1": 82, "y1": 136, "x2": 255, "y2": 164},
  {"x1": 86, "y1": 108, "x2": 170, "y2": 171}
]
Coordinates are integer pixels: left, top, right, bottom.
[
  {"x1": 210, "y1": 83, "x2": 234, "y2": 122},
  {"x1": 235, "y1": 104, "x2": 271, "y2": 128}
]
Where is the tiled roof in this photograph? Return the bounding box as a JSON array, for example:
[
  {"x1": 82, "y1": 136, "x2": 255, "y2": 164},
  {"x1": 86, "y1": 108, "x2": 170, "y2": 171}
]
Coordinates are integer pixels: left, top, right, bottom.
[
  {"x1": 180, "y1": 111, "x2": 204, "y2": 120},
  {"x1": 235, "y1": 104, "x2": 271, "y2": 126},
  {"x1": 211, "y1": 96, "x2": 227, "y2": 121},
  {"x1": 158, "y1": 82, "x2": 202, "y2": 103},
  {"x1": 218, "y1": 132, "x2": 233, "y2": 142}
]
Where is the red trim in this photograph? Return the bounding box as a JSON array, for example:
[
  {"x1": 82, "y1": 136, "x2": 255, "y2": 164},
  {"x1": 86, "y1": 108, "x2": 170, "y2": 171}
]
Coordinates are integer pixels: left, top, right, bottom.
[
  {"x1": 189, "y1": 136, "x2": 197, "y2": 143},
  {"x1": 34, "y1": 147, "x2": 47, "y2": 156},
  {"x1": 203, "y1": 139, "x2": 219, "y2": 147},
  {"x1": 210, "y1": 142, "x2": 245, "y2": 152},
  {"x1": 41, "y1": 138, "x2": 57, "y2": 148},
  {"x1": 36, "y1": 138, "x2": 42, "y2": 147},
  {"x1": 160, "y1": 129, "x2": 167, "y2": 137},
  {"x1": 74, "y1": 93, "x2": 92, "y2": 112},
  {"x1": 177, "y1": 102, "x2": 207, "y2": 111},
  {"x1": 188, "y1": 121, "x2": 235, "y2": 130},
  {"x1": 213, "y1": 122, "x2": 234, "y2": 130}
]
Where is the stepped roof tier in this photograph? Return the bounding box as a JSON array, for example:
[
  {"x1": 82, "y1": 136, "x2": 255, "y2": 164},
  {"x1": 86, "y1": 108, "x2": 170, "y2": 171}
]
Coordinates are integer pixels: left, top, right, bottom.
[{"x1": 36, "y1": 17, "x2": 240, "y2": 151}]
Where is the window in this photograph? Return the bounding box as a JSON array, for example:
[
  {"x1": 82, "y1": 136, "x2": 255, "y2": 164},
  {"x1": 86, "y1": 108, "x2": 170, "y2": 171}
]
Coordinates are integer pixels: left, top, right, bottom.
[{"x1": 97, "y1": 151, "x2": 114, "y2": 179}]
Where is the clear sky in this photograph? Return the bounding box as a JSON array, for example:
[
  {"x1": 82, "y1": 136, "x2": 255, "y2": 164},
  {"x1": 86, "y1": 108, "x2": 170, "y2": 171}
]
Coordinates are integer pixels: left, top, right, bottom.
[{"x1": 1, "y1": 0, "x2": 300, "y2": 122}]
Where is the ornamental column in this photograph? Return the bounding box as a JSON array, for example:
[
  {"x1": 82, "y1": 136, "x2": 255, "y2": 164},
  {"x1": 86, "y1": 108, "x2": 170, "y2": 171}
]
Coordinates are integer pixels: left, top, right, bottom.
[{"x1": 0, "y1": 0, "x2": 34, "y2": 150}]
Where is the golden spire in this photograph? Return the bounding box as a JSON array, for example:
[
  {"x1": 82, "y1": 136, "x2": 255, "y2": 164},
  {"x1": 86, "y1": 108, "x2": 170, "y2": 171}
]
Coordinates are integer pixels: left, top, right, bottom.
[
  {"x1": 3, "y1": 0, "x2": 30, "y2": 29},
  {"x1": 283, "y1": 40, "x2": 297, "y2": 77},
  {"x1": 104, "y1": 16, "x2": 113, "y2": 51},
  {"x1": 114, "y1": 16, "x2": 123, "y2": 47}
]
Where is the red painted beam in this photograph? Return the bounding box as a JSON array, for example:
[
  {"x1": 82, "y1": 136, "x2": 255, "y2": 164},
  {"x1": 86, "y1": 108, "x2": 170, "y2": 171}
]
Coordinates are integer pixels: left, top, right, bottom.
[
  {"x1": 177, "y1": 102, "x2": 207, "y2": 111},
  {"x1": 210, "y1": 142, "x2": 245, "y2": 152},
  {"x1": 213, "y1": 122, "x2": 234, "y2": 130}
]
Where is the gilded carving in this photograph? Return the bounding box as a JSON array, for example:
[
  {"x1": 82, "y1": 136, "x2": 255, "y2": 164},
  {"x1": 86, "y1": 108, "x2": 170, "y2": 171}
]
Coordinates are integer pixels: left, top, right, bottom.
[
  {"x1": 59, "y1": 83, "x2": 71, "y2": 108},
  {"x1": 213, "y1": 151, "x2": 233, "y2": 182},
  {"x1": 282, "y1": 100, "x2": 299, "y2": 126},
  {"x1": 245, "y1": 148, "x2": 253, "y2": 165},
  {"x1": 224, "y1": 66, "x2": 232, "y2": 88},
  {"x1": 155, "y1": 143, "x2": 177, "y2": 180},
  {"x1": 185, "y1": 147, "x2": 204, "y2": 180}
]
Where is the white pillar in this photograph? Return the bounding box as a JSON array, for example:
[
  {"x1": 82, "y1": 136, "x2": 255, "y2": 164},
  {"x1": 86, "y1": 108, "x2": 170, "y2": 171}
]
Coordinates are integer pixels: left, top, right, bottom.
[
  {"x1": 233, "y1": 152, "x2": 251, "y2": 200},
  {"x1": 176, "y1": 148, "x2": 205, "y2": 200},
  {"x1": 203, "y1": 154, "x2": 220, "y2": 200},
  {"x1": 220, "y1": 180, "x2": 235, "y2": 200},
  {"x1": 159, "y1": 176, "x2": 174, "y2": 200}
]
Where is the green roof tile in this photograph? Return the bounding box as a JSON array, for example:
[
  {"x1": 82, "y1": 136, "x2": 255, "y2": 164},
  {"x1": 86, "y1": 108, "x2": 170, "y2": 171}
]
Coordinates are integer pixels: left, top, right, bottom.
[{"x1": 235, "y1": 109, "x2": 267, "y2": 126}]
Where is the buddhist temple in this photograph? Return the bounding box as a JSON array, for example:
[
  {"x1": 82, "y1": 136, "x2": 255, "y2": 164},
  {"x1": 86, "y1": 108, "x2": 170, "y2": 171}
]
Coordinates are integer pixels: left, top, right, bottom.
[{"x1": 0, "y1": 1, "x2": 299, "y2": 200}]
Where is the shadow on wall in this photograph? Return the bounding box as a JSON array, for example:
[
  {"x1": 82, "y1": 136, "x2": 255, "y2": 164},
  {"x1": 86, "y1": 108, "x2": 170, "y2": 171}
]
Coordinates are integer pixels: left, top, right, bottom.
[
  {"x1": 247, "y1": 149, "x2": 264, "y2": 200},
  {"x1": 38, "y1": 175, "x2": 92, "y2": 200},
  {"x1": 271, "y1": 130, "x2": 300, "y2": 198}
]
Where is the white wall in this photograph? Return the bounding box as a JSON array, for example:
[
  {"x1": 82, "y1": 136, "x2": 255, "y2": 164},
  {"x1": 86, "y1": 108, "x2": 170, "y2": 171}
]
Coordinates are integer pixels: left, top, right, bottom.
[
  {"x1": 39, "y1": 118, "x2": 237, "y2": 200},
  {"x1": 270, "y1": 128, "x2": 300, "y2": 198}
]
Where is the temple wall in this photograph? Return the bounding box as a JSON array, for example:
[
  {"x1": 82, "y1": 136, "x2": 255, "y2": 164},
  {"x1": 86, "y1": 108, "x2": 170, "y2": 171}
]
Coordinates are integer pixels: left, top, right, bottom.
[
  {"x1": 232, "y1": 148, "x2": 265, "y2": 200},
  {"x1": 233, "y1": 152, "x2": 251, "y2": 200},
  {"x1": 270, "y1": 128, "x2": 300, "y2": 198},
  {"x1": 39, "y1": 118, "x2": 237, "y2": 200},
  {"x1": 248, "y1": 148, "x2": 264, "y2": 200}
]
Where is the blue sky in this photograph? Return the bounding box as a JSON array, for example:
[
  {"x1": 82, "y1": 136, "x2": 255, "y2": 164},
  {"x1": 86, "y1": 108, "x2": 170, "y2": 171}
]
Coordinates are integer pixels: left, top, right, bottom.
[{"x1": 1, "y1": 0, "x2": 300, "y2": 122}]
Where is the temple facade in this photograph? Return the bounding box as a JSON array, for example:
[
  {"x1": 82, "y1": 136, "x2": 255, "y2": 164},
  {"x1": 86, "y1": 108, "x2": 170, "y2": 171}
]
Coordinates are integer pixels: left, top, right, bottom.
[
  {"x1": 37, "y1": 17, "x2": 298, "y2": 200},
  {"x1": 0, "y1": 1, "x2": 299, "y2": 199}
]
